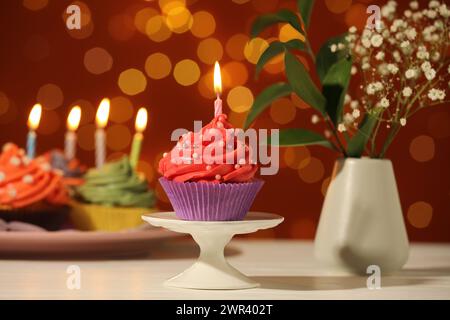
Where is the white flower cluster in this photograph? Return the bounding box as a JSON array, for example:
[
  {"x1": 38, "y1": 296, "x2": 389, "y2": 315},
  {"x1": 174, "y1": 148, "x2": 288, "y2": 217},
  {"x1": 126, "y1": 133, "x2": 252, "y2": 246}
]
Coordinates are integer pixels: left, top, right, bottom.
[{"x1": 335, "y1": 0, "x2": 449, "y2": 132}]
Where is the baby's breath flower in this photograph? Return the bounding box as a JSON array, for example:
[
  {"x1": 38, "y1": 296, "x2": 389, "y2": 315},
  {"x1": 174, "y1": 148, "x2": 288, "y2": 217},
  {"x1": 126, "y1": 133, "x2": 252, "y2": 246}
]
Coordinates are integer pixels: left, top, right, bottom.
[
  {"x1": 380, "y1": 97, "x2": 390, "y2": 108},
  {"x1": 350, "y1": 101, "x2": 359, "y2": 109},
  {"x1": 343, "y1": 113, "x2": 354, "y2": 124},
  {"x1": 400, "y1": 118, "x2": 407, "y2": 126},
  {"x1": 362, "y1": 37, "x2": 371, "y2": 48},
  {"x1": 337, "y1": 123, "x2": 346, "y2": 132},
  {"x1": 402, "y1": 87, "x2": 413, "y2": 97},
  {"x1": 370, "y1": 34, "x2": 383, "y2": 47},
  {"x1": 387, "y1": 63, "x2": 399, "y2": 74},
  {"x1": 400, "y1": 40, "x2": 410, "y2": 48},
  {"x1": 405, "y1": 68, "x2": 416, "y2": 79},
  {"x1": 425, "y1": 68, "x2": 436, "y2": 80},
  {"x1": 349, "y1": 26, "x2": 357, "y2": 33},
  {"x1": 405, "y1": 28, "x2": 417, "y2": 40},
  {"x1": 428, "y1": 88, "x2": 446, "y2": 101},
  {"x1": 351, "y1": 66, "x2": 357, "y2": 75},
  {"x1": 421, "y1": 61, "x2": 432, "y2": 72},
  {"x1": 352, "y1": 109, "x2": 361, "y2": 119},
  {"x1": 410, "y1": 1, "x2": 419, "y2": 10}
]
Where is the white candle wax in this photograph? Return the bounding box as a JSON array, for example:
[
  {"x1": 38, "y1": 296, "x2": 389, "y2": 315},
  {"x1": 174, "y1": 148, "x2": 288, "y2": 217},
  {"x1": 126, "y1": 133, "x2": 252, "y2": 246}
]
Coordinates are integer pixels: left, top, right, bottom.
[
  {"x1": 65, "y1": 131, "x2": 77, "y2": 161},
  {"x1": 95, "y1": 128, "x2": 106, "y2": 169}
]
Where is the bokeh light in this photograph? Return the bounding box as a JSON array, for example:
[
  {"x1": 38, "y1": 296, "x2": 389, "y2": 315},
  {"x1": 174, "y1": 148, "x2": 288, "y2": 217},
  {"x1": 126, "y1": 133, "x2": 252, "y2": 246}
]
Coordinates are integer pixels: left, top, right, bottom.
[
  {"x1": 407, "y1": 201, "x2": 433, "y2": 228},
  {"x1": 159, "y1": 0, "x2": 186, "y2": 14},
  {"x1": 36, "y1": 83, "x2": 64, "y2": 110},
  {"x1": 409, "y1": 135, "x2": 435, "y2": 162},
  {"x1": 226, "y1": 34, "x2": 249, "y2": 61},
  {"x1": 145, "y1": 15, "x2": 172, "y2": 42},
  {"x1": 197, "y1": 70, "x2": 215, "y2": 99},
  {"x1": 23, "y1": 0, "x2": 48, "y2": 11},
  {"x1": 106, "y1": 124, "x2": 132, "y2": 151},
  {"x1": 298, "y1": 157, "x2": 324, "y2": 183},
  {"x1": 283, "y1": 147, "x2": 310, "y2": 170},
  {"x1": 166, "y1": 6, "x2": 193, "y2": 33},
  {"x1": 222, "y1": 61, "x2": 249, "y2": 87},
  {"x1": 118, "y1": 68, "x2": 147, "y2": 95},
  {"x1": 191, "y1": 11, "x2": 216, "y2": 38},
  {"x1": 197, "y1": 38, "x2": 223, "y2": 65},
  {"x1": 134, "y1": 8, "x2": 158, "y2": 34},
  {"x1": 270, "y1": 97, "x2": 297, "y2": 124},
  {"x1": 173, "y1": 59, "x2": 201, "y2": 86},
  {"x1": 109, "y1": 96, "x2": 134, "y2": 124},
  {"x1": 345, "y1": 3, "x2": 367, "y2": 30},
  {"x1": 84, "y1": 47, "x2": 113, "y2": 75},
  {"x1": 227, "y1": 86, "x2": 254, "y2": 113},
  {"x1": 145, "y1": 52, "x2": 172, "y2": 80},
  {"x1": 244, "y1": 37, "x2": 268, "y2": 64}
]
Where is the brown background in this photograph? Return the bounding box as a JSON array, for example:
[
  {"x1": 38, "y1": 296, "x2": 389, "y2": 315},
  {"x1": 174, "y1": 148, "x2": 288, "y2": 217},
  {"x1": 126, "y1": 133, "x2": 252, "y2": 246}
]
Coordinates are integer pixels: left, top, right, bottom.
[{"x1": 0, "y1": 0, "x2": 448, "y2": 241}]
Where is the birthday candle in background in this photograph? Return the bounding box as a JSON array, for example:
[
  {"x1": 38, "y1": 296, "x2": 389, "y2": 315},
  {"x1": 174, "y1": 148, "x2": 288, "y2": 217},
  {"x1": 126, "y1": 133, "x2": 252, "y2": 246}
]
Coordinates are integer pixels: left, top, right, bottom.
[
  {"x1": 130, "y1": 107, "x2": 148, "y2": 170},
  {"x1": 65, "y1": 106, "x2": 81, "y2": 160},
  {"x1": 26, "y1": 104, "x2": 42, "y2": 159},
  {"x1": 95, "y1": 98, "x2": 110, "y2": 169},
  {"x1": 213, "y1": 61, "x2": 222, "y2": 117}
]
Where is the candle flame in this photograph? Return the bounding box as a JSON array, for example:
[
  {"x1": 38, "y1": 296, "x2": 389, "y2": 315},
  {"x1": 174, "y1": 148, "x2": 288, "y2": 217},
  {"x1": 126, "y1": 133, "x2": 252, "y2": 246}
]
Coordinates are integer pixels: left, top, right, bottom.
[
  {"x1": 28, "y1": 104, "x2": 42, "y2": 130},
  {"x1": 214, "y1": 61, "x2": 222, "y2": 94},
  {"x1": 135, "y1": 108, "x2": 148, "y2": 133},
  {"x1": 96, "y1": 98, "x2": 110, "y2": 128},
  {"x1": 67, "y1": 106, "x2": 81, "y2": 131}
]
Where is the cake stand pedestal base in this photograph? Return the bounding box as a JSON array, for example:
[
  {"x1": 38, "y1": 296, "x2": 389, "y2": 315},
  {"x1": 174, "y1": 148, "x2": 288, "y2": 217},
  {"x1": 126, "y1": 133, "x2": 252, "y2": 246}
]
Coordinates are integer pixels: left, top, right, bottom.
[{"x1": 142, "y1": 212, "x2": 283, "y2": 290}]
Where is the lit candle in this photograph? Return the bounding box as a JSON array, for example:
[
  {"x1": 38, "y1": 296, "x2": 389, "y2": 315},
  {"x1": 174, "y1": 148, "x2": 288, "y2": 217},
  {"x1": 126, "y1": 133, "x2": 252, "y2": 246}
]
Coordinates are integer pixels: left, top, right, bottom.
[
  {"x1": 95, "y1": 98, "x2": 110, "y2": 169},
  {"x1": 130, "y1": 107, "x2": 148, "y2": 170},
  {"x1": 26, "y1": 104, "x2": 42, "y2": 159},
  {"x1": 65, "y1": 106, "x2": 81, "y2": 160},
  {"x1": 213, "y1": 61, "x2": 222, "y2": 117}
]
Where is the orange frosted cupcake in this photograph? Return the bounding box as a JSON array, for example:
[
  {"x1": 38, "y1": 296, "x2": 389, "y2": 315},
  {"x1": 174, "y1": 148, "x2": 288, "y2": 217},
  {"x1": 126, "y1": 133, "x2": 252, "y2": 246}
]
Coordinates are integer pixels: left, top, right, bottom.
[{"x1": 0, "y1": 143, "x2": 70, "y2": 230}]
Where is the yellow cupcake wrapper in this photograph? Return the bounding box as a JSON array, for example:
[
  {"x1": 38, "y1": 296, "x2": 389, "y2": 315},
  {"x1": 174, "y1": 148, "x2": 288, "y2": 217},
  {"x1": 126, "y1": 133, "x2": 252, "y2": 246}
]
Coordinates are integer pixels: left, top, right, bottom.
[{"x1": 70, "y1": 200, "x2": 157, "y2": 232}]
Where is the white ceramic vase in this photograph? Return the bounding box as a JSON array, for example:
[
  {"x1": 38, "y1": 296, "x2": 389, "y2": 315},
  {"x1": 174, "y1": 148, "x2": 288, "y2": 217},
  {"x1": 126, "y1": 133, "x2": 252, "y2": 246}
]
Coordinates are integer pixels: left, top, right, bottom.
[{"x1": 314, "y1": 158, "x2": 409, "y2": 274}]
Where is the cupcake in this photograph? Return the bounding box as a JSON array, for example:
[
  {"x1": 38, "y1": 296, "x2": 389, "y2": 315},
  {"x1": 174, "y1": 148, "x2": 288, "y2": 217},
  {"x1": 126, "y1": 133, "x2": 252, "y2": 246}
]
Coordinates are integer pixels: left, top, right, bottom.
[
  {"x1": 158, "y1": 113, "x2": 264, "y2": 221},
  {"x1": 0, "y1": 143, "x2": 70, "y2": 230},
  {"x1": 71, "y1": 156, "x2": 156, "y2": 231}
]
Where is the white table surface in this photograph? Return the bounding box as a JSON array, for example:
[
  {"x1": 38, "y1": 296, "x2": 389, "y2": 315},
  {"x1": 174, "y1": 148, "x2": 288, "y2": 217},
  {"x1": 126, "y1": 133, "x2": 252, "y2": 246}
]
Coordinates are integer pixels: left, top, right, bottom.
[{"x1": 0, "y1": 239, "x2": 449, "y2": 300}]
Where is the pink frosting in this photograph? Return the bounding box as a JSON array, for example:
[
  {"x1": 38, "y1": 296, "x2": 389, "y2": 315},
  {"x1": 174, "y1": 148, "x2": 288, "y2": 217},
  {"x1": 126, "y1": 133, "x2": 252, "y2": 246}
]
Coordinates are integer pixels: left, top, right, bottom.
[{"x1": 159, "y1": 114, "x2": 258, "y2": 183}]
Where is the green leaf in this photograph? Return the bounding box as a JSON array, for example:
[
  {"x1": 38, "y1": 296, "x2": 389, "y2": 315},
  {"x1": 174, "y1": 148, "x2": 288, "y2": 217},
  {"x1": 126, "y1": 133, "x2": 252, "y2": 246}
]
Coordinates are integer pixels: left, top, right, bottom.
[
  {"x1": 322, "y1": 57, "x2": 353, "y2": 125},
  {"x1": 269, "y1": 128, "x2": 335, "y2": 150},
  {"x1": 297, "y1": 0, "x2": 315, "y2": 29},
  {"x1": 251, "y1": 9, "x2": 303, "y2": 38},
  {"x1": 255, "y1": 40, "x2": 306, "y2": 78},
  {"x1": 316, "y1": 33, "x2": 349, "y2": 82},
  {"x1": 347, "y1": 112, "x2": 380, "y2": 157},
  {"x1": 244, "y1": 83, "x2": 292, "y2": 129},
  {"x1": 284, "y1": 51, "x2": 326, "y2": 115}
]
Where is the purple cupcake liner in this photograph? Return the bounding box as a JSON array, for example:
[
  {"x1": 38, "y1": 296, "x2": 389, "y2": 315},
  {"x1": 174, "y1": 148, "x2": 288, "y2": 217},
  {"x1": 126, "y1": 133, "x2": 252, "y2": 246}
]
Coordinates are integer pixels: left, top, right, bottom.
[{"x1": 159, "y1": 178, "x2": 264, "y2": 221}]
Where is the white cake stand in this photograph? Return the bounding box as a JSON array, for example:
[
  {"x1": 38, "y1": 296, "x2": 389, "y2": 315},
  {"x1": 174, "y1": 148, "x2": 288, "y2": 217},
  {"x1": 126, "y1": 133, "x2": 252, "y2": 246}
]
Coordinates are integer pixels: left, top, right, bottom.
[{"x1": 142, "y1": 212, "x2": 284, "y2": 290}]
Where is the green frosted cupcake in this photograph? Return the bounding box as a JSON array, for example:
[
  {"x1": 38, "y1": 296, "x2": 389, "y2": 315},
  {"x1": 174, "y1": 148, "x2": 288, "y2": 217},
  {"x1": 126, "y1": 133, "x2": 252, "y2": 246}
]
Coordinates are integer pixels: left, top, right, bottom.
[{"x1": 71, "y1": 156, "x2": 156, "y2": 231}]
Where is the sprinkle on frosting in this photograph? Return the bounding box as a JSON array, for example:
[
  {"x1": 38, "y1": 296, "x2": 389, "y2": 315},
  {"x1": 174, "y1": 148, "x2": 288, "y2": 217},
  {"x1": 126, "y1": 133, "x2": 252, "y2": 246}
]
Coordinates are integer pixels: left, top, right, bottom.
[
  {"x1": 10, "y1": 156, "x2": 21, "y2": 166},
  {"x1": 22, "y1": 175, "x2": 34, "y2": 184}
]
